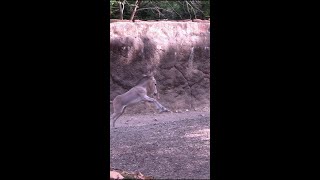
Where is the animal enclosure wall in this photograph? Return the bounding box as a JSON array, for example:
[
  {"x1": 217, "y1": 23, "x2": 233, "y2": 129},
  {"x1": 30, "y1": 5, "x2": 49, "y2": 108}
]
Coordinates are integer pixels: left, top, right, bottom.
[{"x1": 110, "y1": 21, "x2": 210, "y2": 114}]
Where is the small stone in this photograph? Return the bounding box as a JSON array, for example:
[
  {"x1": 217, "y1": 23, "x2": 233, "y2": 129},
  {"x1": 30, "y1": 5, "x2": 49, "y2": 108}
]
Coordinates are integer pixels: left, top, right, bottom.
[
  {"x1": 154, "y1": 118, "x2": 157, "y2": 121},
  {"x1": 186, "y1": 109, "x2": 189, "y2": 112},
  {"x1": 110, "y1": 170, "x2": 124, "y2": 179}
]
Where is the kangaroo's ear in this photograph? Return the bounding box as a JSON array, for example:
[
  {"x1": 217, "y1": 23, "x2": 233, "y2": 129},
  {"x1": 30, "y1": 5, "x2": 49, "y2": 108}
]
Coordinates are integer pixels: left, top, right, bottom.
[
  {"x1": 150, "y1": 66, "x2": 157, "y2": 76},
  {"x1": 144, "y1": 70, "x2": 151, "y2": 77},
  {"x1": 151, "y1": 70, "x2": 156, "y2": 76}
]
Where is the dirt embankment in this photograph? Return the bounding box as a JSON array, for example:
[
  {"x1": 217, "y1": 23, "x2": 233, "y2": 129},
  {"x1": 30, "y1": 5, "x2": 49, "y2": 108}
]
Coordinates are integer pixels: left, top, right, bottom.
[{"x1": 110, "y1": 21, "x2": 210, "y2": 114}]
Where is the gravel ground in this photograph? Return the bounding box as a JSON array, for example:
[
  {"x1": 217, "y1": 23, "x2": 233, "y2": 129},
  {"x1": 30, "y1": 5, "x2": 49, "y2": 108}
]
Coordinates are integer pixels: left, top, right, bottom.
[{"x1": 110, "y1": 110, "x2": 210, "y2": 179}]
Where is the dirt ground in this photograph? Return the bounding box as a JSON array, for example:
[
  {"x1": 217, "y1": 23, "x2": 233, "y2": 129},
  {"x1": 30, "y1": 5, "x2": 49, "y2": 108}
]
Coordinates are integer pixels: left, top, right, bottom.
[{"x1": 110, "y1": 109, "x2": 210, "y2": 179}]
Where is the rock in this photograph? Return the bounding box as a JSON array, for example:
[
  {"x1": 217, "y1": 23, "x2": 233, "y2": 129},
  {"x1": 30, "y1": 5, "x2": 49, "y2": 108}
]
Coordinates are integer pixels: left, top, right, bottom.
[{"x1": 110, "y1": 170, "x2": 124, "y2": 179}]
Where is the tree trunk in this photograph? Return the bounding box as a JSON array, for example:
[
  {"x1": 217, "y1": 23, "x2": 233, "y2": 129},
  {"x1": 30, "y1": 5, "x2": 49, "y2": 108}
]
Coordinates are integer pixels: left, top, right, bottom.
[
  {"x1": 130, "y1": 0, "x2": 141, "y2": 21},
  {"x1": 119, "y1": 0, "x2": 124, "y2": 20}
]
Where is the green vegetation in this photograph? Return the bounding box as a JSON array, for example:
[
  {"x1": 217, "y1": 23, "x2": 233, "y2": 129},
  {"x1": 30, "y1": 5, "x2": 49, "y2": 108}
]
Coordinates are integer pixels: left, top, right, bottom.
[{"x1": 110, "y1": 0, "x2": 210, "y2": 20}]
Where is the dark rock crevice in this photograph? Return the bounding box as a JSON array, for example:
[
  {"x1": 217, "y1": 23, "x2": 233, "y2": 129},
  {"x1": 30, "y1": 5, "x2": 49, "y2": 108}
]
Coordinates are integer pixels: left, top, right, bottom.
[{"x1": 174, "y1": 65, "x2": 193, "y2": 109}]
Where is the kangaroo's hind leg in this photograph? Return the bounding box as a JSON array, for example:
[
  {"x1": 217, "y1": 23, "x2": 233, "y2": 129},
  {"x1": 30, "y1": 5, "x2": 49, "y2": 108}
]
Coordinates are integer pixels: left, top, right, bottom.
[
  {"x1": 141, "y1": 95, "x2": 171, "y2": 113},
  {"x1": 111, "y1": 105, "x2": 126, "y2": 128}
]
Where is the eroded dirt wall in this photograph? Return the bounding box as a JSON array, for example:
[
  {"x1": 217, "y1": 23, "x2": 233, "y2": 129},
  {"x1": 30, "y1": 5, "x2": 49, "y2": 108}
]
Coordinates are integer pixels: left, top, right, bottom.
[{"x1": 110, "y1": 21, "x2": 210, "y2": 114}]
